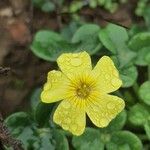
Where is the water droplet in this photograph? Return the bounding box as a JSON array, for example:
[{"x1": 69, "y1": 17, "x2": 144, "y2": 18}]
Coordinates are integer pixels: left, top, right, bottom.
[
  {"x1": 72, "y1": 53, "x2": 79, "y2": 57},
  {"x1": 70, "y1": 58, "x2": 82, "y2": 67},
  {"x1": 105, "y1": 74, "x2": 110, "y2": 80},
  {"x1": 62, "y1": 123, "x2": 69, "y2": 130},
  {"x1": 108, "y1": 67, "x2": 112, "y2": 71},
  {"x1": 63, "y1": 111, "x2": 69, "y2": 115},
  {"x1": 56, "y1": 72, "x2": 62, "y2": 77},
  {"x1": 100, "y1": 118, "x2": 108, "y2": 127},
  {"x1": 44, "y1": 83, "x2": 51, "y2": 90},
  {"x1": 113, "y1": 70, "x2": 119, "y2": 77},
  {"x1": 54, "y1": 116, "x2": 61, "y2": 124},
  {"x1": 111, "y1": 78, "x2": 122, "y2": 87},
  {"x1": 71, "y1": 124, "x2": 77, "y2": 131},
  {"x1": 76, "y1": 117, "x2": 83, "y2": 126},
  {"x1": 64, "y1": 118, "x2": 71, "y2": 124},
  {"x1": 107, "y1": 102, "x2": 115, "y2": 109},
  {"x1": 62, "y1": 101, "x2": 71, "y2": 109},
  {"x1": 51, "y1": 70, "x2": 57, "y2": 74},
  {"x1": 66, "y1": 57, "x2": 70, "y2": 61}
]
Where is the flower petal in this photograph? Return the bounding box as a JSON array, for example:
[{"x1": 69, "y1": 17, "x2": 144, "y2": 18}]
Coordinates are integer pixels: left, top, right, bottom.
[
  {"x1": 57, "y1": 51, "x2": 92, "y2": 78},
  {"x1": 53, "y1": 99, "x2": 86, "y2": 136},
  {"x1": 92, "y1": 56, "x2": 122, "y2": 94},
  {"x1": 86, "y1": 94, "x2": 125, "y2": 128},
  {"x1": 41, "y1": 70, "x2": 70, "y2": 103}
]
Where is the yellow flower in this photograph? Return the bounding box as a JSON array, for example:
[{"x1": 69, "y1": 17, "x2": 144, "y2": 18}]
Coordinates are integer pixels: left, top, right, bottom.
[{"x1": 41, "y1": 51, "x2": 125, "y2": 136}]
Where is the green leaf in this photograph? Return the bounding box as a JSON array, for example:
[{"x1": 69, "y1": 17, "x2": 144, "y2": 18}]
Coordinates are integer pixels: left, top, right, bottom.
[
  {"x1": 99, "y1": 23, "x2": 136, "y2": 67},
  {"x1": 104, "y1": 110, "x2": 127, "y2": 132},
  {"x1": 35, "y1": 102, "x2": 53, "y2": 127},
  {"x1": 33, "y1": 128, "x2": 69, "y2": 150},
  {"x1": 41, "y1": 1, "x2": 55, "y2": 12},
  {"x1": 30, "y1": 88, "x2": 42, "y2": 111},
  {"x1": 145, "y1": 52, "x2": 150, "y2": 64},
  {"x1": 144, "y1": 121, "x2": 150, "y2": 140},
  {"x1": 135, "y1": 46, "x2": 150, "y2": 66},
  {"x1": 32, "y1": 0, "x2": 55, "y2": 12},
  {"x1": 128, "y1": 103, "x2": 150, "y2": 126},
  {"x1": 72, "y1": 128, "x2": 104, "y2": 150},
  {"x1": 5, "y1": 112, "x2": 31, "y2": 129},
  {"x1": 72, "y1": 24, "x2": 102, "y2": 55},
  {"x1": 4, "y1": 112, "x2": 36, "y2": 149},
  {"x1": 139, "y1": 81, "x2": 150, "y2": 105},
  {"x1": 60, "y1": 21, "x2": 80, "y2": 42},
  {"x1": 144, "y1": 7, "x2": 150, "y2": 29},
  {"x1": 30, "y1": 87, "x2": 53, "y2": 127},
  {"x1": 107, "y1": 131, "x2": 143, "y2": 150},
  {"x1": 34, "y1": 129, "x2": 55, "y2": 150},
  {"x1": 99, "y1": 23, "x2": 128, "y2": 54},
  {"x1": 31, "y1": 30, "x2": 78, "y2": 61},
  {"x1": 52, "y1": 129, "x2": 69, "y2": 150},
  {"x1": 120, "y1": 65, "x2": 138, "y2": 88},
  {"x1": 128, "y1": 32, "x2": 150, "y2": 51}
]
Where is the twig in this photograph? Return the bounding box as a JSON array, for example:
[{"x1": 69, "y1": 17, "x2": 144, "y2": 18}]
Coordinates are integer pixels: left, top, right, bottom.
[
  {"x1": 0, "y1": 113, "x2": 24, "y2": 150},
  {"x1": 0, "y1": 67, "x2": 10, "y2": 75},
  {"x1": 51, "y1": 0, "x2": 63, "y2": 29},
  {"x1": 0, "y1": 68, "x2": 24, "y2": 149}
]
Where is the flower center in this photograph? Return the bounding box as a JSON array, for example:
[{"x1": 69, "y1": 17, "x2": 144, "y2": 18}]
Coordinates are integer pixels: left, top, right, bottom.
[{"x1": 76, "y1": 83, "x2": 91, "y2": 98}]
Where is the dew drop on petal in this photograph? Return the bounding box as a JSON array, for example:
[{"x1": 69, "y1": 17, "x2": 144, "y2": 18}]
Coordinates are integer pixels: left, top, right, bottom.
[
  {"x1": 72, "y1": 53, "x2": 79, "y2": 57},
  {"x1": 62, "y1": 101, "x2": 71, "y2": 109},
  {"x1": 111, "y1": 78, "x2": 122, "y2": 87},
  {"x1": 107, "y1": 102, "x2": 115, "y2": 109},
  {"x1": 54, "y1": 116, "x2": 61, "y2": 124},
  {"x1": 71, "y1": 124, "x2": 77, "y2": 131},
  {"x1": 100, "y1": 118, "x2": 109, "y2": 127},
  {"x1": 62, "y1": 123, "x2": 69, "y2": 130},
  {"x1": 70, "y1": 58, "x2": 82, "y2": 67},
  {"x1": 105, "y1": 74, "x2": 110, "y2": 80},
  {"x1": 64, "y1": 118, "x2": 71, "y2": 124},
  {"x1": 113, "y1": 70, "x2": 119, "y2": 77}
]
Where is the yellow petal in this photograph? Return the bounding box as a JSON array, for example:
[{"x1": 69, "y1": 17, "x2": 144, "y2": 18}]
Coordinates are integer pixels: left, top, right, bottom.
[
  {"x1": 41, "y1": 70, "x2": 70, "y2": 103},
  {"x1": 92, "y1": 56, "x2": 122, "y2": 94},
  {"x1": 57, "y1": 51, "x2": 92, "y2": 78},
  {"x1": 53, "y1": 99, "x2": 86, "y2": 136},
  {"x1": 86, "y1": 94, "x2": 125, "y2": 127}
]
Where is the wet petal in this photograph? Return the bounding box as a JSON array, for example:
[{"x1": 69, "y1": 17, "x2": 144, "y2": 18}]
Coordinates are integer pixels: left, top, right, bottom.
[
  {"x1": 92, "y1": 56, "x2": 122, "y2": 94},
  {"x1": 53, "y1": 99, "x2": 86, "y2": 136},
  {"x1": 41, "y1": 70, "x2": 70, "y2": 103},
  {"x1": 86, "y1": 94, "x2": 125, "y2": 127},
  {"x1": 57, "y1": 51, "x2": 92, "y2": 78}
]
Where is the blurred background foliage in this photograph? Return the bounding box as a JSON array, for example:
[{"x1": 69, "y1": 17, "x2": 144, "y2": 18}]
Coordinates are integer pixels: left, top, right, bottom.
[{"x1": 0, "y1": 0, "x2": 150, "y2": 150}]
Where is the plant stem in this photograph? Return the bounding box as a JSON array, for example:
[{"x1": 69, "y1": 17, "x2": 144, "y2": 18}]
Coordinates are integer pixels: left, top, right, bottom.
[
  {"x1": 137, "y1": 134, "x2": 149, "y2": 141},
  {"x1": 148, "y1": 65, "x2": 150, "y2": 81}
]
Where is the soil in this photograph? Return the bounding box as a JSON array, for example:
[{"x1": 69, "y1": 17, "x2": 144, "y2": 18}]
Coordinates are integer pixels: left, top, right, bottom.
[{"x1": 0, "y1": 0, "x2": 142, "y2": 117}]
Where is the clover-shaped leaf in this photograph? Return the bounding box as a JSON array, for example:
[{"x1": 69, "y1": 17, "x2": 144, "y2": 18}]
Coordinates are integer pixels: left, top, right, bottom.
[
  {"x1": 72, "y1": 128, "x2": 104, "y2": 150},
  {"x1": 31, "y1": 30, "x2": 78, "y2": 61},
  {"x1": 99, "y1": 23, "x2": 136, "y2": 68},
  {"x1": 120, "y1": 65, "x2": 138, "y2": 88},
  {"x1": 72, "y1": 24, "x2": 102, "y2": 54},
  {"x1": 128, "y1": 32, "x2": 150, "y2": 51},
  {"x1": 135, "y1": 47, "x2": 150, "y2": 66},
  {"x1": 5, "y1": 112, "x2": 69, "y2": 150},
  {"x1": 5, "y1": 112, "x2": 37, "y2": 149},
  {"x1": 106, "y1": 131, "x2": 143, "y2": 150},
  {"x1": 99, "y1": 23, "x2": 128, "y2": 54},
  {"x1": 139, "y1": 81, "x2": 150, "y2": 105},
  {"x1": 128, "y1": 103, "x2": 150, "y2": 126}
]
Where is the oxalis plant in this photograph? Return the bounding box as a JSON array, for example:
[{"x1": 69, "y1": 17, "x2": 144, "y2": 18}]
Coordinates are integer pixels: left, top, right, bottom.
[{"x1": 3, "y1": 21, "x2": 150, "y2": 150}]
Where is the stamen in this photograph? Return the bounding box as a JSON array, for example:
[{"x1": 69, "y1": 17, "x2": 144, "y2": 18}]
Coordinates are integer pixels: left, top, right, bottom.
[{"x1": 76, "y1": 83, "x2": 91, "y2": 98}]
